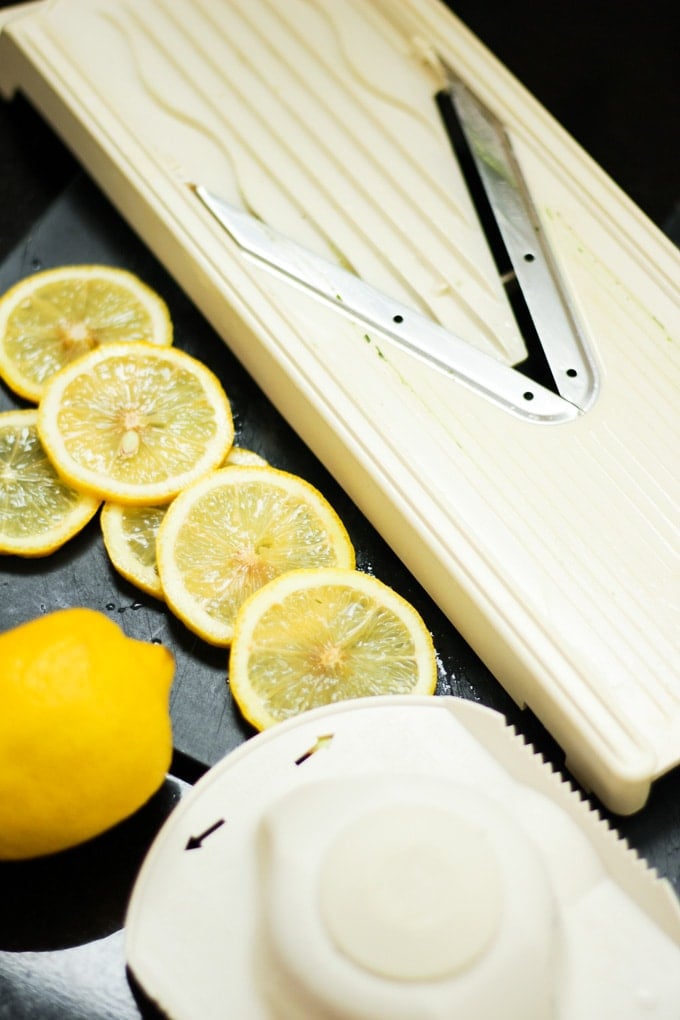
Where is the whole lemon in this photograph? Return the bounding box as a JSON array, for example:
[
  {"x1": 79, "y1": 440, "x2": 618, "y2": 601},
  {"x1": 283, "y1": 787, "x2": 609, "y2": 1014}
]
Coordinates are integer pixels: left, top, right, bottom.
[{"x1": 0, "y1": 607, "x2": 174, "y2": 859}]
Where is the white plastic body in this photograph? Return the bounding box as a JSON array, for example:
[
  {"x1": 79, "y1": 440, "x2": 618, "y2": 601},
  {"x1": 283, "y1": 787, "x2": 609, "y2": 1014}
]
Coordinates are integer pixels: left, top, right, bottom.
[
  {"x1": 0, "y1": 0, "x2": 679, "y2": 813},
  {"x1": 124, "y1": 697, "x2": 680, "y2": 1020}
]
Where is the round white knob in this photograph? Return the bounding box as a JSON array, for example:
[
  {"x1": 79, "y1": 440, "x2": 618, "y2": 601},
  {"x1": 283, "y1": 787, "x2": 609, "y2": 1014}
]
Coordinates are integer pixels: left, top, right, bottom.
[
  {"x1": 319, "y1": 803, "x2": 502, "y2": 981},
  {"x1": 258, "y1": 776, "x2": 559, "y2": 1019}
]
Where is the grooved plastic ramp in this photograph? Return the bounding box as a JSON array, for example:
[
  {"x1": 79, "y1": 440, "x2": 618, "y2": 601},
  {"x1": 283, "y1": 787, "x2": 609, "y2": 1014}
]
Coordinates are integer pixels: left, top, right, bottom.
[{"x1": 1, "y1": 0, "x2": 679, "y2": 814}]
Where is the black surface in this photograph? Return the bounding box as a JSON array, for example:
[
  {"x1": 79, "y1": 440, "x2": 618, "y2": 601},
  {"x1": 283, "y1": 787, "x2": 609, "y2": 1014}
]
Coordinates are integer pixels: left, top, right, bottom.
[
  {"x1": 0, "y1": 175, "x2": 511, "y2": 766},
  {"x1": 454, "y1": 1, "x2": 680, "y2": 233},
  {"x1": 0, "y1": 1, "x2": 679, "y2": 1017}
]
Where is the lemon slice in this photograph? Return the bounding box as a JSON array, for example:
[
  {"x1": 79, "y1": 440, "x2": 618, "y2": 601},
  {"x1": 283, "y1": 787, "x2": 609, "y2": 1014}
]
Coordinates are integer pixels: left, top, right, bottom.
[
  {"x1": 229, "y1": 567, "x2": 437, "y2": 729},
  {"x1": 224, "y1": 446, "x2": 268, "y2": 467},
  {"x1": 156, "y1": 465, "x2": 355, "y2": 645},
  {"x1": 0, "y1": 408, "x2": 100, "y2": 556},
  {"x1": 0, "y1": 265, "x2": 173, "y2": 402},
  {"x1": 100, "y1": 502, "x2": 167, "y2": 598},
  {"x1": 99, "y1": 448, "x2": 268, "y2": 598},
  {"x1": 38, "y1": 342, "x2": 234, "y2": 505}
]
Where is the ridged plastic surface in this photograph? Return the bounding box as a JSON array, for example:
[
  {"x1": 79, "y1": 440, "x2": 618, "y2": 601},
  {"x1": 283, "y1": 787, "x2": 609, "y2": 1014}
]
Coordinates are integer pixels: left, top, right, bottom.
[{"x1": 0, "y1": 0, "x2": 678, "y2": 813}]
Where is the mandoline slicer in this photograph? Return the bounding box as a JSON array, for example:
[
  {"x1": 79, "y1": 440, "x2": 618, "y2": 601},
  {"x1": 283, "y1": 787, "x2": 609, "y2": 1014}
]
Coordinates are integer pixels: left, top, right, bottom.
[{"x1": 0, "y1": 0, "x2": 678, "y2": 814}]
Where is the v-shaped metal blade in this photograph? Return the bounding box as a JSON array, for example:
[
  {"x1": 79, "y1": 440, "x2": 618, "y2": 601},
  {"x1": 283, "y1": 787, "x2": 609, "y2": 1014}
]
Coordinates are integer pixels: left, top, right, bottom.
[
  {"x1": 441, "y1": 70, "x2": 599, "y2": 410},
  {"x1": 194, "y1": 186, "x2": 580, "y2": 424}
]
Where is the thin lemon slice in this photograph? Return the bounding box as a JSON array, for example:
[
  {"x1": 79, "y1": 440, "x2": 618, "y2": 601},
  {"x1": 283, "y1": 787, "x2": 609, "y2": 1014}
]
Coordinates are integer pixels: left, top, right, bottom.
[
  {"x1": 157, "y1": 465, "x2": 355, "y2": 646},
  {"x1": 224, "y1": 446, "x2": 268, "y2": 467},
  {"x1": 229, "y1": 567, "x2": 437, "y2": 729},
  {"x1": 0, "y1": 409, "x2": 100, "y2": 556},
  {"x1": 0, "y1": 265, "x2": 173, "y2": 402},
  {"x1": 101, "y1": 502, "x2": 167, "y2": 598},
  {"x1": 99, "y1": 448, "x2": 268, "y2": 598},
  {"x1": 38, "y1": 342, "x2": 234, "y2": 505}
]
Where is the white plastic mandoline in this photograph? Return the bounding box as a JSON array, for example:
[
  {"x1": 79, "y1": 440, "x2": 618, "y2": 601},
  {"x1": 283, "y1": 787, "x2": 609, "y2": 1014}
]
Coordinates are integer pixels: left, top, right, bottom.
[{"x1": 0, "y1": 0, "x2": 678, "y2": 814}]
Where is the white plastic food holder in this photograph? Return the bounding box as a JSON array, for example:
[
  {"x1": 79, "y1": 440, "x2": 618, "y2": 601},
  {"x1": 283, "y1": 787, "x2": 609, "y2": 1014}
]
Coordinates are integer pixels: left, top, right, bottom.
[{"x1": 125, "y1": 697, "x2": 680, "y2": 1019}]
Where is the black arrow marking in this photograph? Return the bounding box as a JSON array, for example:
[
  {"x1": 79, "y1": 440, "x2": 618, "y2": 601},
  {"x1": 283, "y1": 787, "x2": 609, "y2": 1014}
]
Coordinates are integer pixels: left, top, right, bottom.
[
  {"x1": 294, "y1": 733, "x2": 334, "y2": 765},
  {"x1": 185, "y1": 818, "x2": 225, "y2": 851}
]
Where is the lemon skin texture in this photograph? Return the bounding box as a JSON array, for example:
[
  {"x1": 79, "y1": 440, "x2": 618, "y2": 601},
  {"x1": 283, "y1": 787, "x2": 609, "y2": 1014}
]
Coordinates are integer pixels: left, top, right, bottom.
[{"x1": 0, "y1": 608, "x2": 174, "y2": 860}]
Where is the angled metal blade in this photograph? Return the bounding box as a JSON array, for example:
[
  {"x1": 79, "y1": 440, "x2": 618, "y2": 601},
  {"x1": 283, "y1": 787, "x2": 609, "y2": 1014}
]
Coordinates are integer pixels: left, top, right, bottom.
[
  {"x1": 194, "y1": 186, "x2": 579, "y2": 424},
  {"x1": 442, "y1": 70, "x2": 599, "y2": 410}
]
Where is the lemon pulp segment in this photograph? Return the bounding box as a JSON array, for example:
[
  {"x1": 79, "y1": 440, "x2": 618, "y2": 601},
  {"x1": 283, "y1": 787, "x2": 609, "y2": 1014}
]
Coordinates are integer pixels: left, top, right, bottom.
[
  {"x1": 229, "y1": 567, "x2": 437, "y2": 729},
  {"x1": 0, "y1": 409, "x2": 100, "y2": 556}
]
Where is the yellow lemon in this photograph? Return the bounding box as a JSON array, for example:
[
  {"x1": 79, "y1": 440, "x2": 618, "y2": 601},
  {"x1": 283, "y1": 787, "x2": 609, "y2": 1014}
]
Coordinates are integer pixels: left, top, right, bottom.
[
  {"x1": 157, "y1": 465, "x2": 355, "y2": 646},
  {"x1": 0, "y1": 608, "x2": 174, "y2": 860},
  {"x1": 0, "y1": 265, "x2": 173, "y2": 402},
  {"x1": 229, "y1": 567, "x2": 438, "y2": 730},
  {"x1": 0, "y1": 408, "x2": 100, "y2": 556},
  {"x1": 37, "y1": 342, "x2": 234, "y2": 505}
]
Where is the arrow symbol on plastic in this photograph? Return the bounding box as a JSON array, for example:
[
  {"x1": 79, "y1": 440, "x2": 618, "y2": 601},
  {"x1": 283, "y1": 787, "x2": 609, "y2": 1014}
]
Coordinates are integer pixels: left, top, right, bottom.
[{"x1": 184, "y1": 819, "x2": 225, "y2": 851}]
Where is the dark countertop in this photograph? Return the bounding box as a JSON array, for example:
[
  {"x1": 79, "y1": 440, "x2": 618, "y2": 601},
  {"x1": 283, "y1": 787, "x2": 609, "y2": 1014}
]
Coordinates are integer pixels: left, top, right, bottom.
[{"x1": 0, "y1": 2, "x2": 678, "y2": 1017}]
